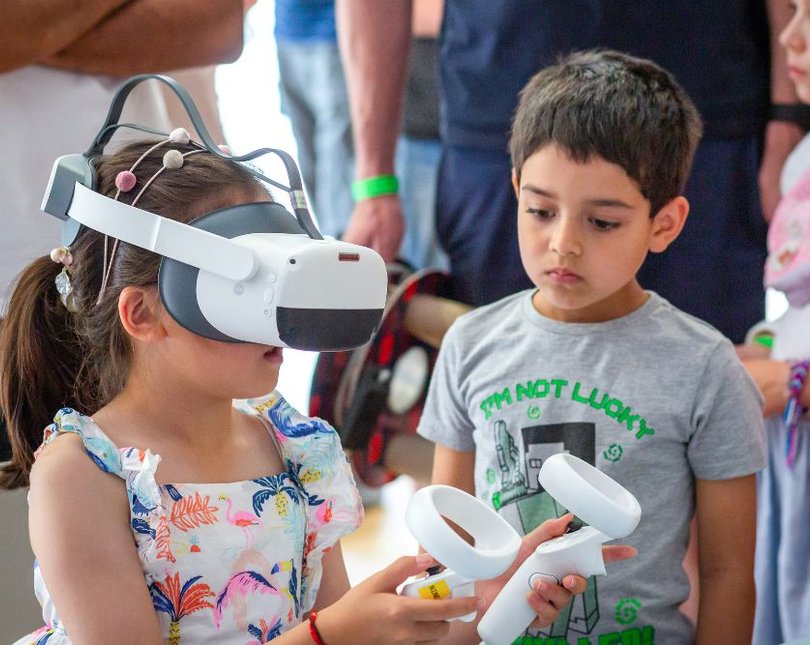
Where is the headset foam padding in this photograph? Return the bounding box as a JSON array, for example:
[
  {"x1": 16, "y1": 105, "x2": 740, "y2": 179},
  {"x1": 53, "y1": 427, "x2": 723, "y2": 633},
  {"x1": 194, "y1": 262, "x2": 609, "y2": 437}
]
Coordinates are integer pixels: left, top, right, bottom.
[{"x1": 159, "y1": 201, "x2": 306, "y2": 342}]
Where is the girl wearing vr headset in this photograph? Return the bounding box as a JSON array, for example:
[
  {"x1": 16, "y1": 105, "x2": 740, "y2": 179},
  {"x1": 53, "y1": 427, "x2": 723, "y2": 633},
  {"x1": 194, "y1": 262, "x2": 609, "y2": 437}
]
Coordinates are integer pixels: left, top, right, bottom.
[{"x1": 0, "y1": 135, "x2": 598, "y2": 644}]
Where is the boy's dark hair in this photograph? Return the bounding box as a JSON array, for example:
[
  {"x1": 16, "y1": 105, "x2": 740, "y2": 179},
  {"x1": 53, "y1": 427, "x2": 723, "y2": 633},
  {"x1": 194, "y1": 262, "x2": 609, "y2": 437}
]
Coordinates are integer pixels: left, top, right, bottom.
[
  {"x1": 510, "y1": 49, "x2": 703, "y2": 216},
  {"x1": 0, "y1": 140, "x2": 267, "y2": 489}
]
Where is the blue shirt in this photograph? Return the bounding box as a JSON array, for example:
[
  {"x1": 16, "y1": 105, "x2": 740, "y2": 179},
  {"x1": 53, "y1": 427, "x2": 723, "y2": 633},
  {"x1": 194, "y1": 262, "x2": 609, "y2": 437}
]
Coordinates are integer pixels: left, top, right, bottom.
[
  {"x1": 274, "y1": 0, "x2": 336, "y2": 42},
  {"x1": 440, "y1": 0, "x2": 770, "y2": 150}
]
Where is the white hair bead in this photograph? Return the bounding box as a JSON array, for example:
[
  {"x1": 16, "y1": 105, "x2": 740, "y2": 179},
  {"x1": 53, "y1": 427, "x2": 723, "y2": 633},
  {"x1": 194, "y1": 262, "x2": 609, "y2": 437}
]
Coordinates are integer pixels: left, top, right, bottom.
[
  {"x1": 168, "y1": 127, "x2": 191, "y2": 144},
  {"x1": 162, "y1": 149, "x2": 184, "y2": 169}
]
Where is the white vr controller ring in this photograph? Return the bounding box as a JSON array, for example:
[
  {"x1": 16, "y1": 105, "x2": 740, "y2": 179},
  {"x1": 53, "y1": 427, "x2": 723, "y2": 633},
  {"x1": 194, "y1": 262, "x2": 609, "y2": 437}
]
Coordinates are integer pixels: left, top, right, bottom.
[
  {"x1": 405, "y1": 485, "x2": 522, "y2": 580},
  {"x1": 539, "y1": 453, "x2": 641, "y2": 539}
]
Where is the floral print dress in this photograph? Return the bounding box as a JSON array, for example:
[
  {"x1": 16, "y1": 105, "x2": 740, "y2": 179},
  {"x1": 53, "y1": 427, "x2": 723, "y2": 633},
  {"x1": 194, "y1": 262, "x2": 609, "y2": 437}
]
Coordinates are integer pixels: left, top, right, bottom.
[{"x1": 15, "y1": 392, "x2": 363, "y2": 644}]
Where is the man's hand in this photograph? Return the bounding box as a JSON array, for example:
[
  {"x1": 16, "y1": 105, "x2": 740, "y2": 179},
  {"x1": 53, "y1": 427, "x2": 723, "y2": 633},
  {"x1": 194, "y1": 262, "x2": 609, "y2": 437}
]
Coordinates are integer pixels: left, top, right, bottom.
[{"x1": 341, "y1": 194, "x2": 405, "y2": 261}]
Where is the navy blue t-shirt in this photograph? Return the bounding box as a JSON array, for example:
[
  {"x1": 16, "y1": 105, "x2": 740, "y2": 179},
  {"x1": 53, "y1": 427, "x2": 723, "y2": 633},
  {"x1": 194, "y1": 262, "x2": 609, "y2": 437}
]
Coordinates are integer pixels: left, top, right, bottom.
[
  {"x1": 440, "y1": 0, "x2": 770, "y2": 150},
  {"x1": 274, "y1": 0, "x2": 336, "y2": 42}
]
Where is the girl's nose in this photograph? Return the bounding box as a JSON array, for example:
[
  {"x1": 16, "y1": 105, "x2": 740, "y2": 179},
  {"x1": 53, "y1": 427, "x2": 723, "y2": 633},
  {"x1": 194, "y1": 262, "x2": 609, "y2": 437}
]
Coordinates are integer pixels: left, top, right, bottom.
[{"x1": 780, "y1": 12, "x2": 806, "y2": 53}]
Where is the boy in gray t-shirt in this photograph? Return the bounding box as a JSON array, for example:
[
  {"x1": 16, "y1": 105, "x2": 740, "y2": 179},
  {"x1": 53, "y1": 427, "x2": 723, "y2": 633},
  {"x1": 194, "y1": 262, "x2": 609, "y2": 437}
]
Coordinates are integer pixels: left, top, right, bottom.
[{"x1": 417, "y1": 50, "x2": 766, "y2": 644}]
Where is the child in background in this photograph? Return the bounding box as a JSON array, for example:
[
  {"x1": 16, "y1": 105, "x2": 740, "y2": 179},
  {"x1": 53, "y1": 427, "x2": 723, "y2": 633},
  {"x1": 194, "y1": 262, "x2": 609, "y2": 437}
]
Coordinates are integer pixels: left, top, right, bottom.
[
  {"x1": 739, "y1": 2, "x2": 810, "y2": 640},
  {"x1": 417, "y1": 50, "x2": 766, "y2": 644},
  {"x1": 0, "y1": 131, "x2": 593, "y2": 643}
]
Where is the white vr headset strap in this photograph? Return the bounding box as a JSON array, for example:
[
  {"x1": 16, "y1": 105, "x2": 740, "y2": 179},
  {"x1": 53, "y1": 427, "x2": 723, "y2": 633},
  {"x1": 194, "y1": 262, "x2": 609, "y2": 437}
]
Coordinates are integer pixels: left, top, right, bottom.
[{"x1": 68, "y1": 182, "x2": 257, "y2": 282}]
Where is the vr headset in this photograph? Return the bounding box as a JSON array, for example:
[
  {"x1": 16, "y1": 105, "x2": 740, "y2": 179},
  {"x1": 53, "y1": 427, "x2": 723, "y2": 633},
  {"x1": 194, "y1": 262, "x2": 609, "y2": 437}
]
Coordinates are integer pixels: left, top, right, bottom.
[{"x1": 41, "y1": 74, "x2": 386, "y2": 352}]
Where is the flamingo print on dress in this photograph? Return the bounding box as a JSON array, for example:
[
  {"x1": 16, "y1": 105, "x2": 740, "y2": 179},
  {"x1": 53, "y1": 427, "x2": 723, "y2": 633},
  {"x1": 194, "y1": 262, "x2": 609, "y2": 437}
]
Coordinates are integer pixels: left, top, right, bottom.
[
  {"x1": 219, "y1": 495, "x2": 263, "y2": 547},
  {"x1": 213, "y1": 571, "x2": 280, "y2": 629}
]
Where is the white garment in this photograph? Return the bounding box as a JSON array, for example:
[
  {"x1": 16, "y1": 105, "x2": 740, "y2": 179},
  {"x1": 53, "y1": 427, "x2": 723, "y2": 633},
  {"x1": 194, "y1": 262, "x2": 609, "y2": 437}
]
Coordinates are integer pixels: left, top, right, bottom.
[
  {"x1": 0, "y1": 66, "x2": 170, "y2": 312},
  {"x1": 759, "y1": 131, "x2": 810, "y2": 358}
]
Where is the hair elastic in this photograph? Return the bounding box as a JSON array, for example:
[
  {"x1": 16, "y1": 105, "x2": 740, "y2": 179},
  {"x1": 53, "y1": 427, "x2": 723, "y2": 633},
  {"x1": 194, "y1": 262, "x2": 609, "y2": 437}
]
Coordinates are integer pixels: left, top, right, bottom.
[{"x1": 49, "y1": 245, "x2": 77, "y2": 311}]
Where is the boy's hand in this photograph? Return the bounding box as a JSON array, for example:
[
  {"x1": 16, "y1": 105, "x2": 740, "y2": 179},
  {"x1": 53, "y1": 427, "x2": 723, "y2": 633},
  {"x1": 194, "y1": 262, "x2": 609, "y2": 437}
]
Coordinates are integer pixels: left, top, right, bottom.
[
  {"x1": 477, "y1": 514, "x2": 637, "y2": 628},
  {"x1": 316, "y1": 554, "x2": 480, "y2": 644}
]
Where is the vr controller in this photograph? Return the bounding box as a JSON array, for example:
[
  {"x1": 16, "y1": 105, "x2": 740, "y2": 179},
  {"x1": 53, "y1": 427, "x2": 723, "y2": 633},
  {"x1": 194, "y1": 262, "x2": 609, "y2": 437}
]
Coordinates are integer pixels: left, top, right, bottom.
[
  {"x1": 40, "y1": 74, "x2": 387, "y2": 352},
  {"x1": 401, "y1": 484, "x2": 522, "y2": 622},
  {"x1": 401, "y1": 453, "x2": 641, "y2": 645}
]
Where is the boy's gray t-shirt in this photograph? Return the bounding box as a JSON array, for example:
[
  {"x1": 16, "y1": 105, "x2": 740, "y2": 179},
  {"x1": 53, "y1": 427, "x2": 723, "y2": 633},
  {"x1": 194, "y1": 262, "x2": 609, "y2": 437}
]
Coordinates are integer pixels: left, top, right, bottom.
[{"x1": 418, "y1": 290, "x2": 766, "y2": 644}]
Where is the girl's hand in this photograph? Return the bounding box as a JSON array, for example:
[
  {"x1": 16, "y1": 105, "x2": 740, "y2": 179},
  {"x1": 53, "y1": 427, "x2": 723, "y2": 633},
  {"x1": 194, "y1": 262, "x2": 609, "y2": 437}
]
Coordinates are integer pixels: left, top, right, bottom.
[
  {"x1": 476, "y1": 514, "x2": 637, "y2": 628},
  {"x1": 315, "y1": 554, "x2": 480, "y2": 644}
]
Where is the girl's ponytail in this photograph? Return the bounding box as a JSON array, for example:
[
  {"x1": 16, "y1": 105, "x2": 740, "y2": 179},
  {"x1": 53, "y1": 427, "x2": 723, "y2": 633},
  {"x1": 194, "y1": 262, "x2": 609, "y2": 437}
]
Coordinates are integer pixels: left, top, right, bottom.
[
  {"x1": 1, "y1": 138, "x2": 265, "y2": 489},
  {"x1": 0, "y1": 256, "x2": 84, "y2": 489}
]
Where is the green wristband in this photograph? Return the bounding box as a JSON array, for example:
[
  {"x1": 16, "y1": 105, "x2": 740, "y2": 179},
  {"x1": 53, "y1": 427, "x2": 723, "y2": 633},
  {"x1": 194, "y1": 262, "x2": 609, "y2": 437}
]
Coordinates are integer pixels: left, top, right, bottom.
[
  {"x1": 753, "y1": 334, "x2": 774, "y2": 350},
  {"x1": 351, "y1": 174, "x2": 399, "y2": 202}
]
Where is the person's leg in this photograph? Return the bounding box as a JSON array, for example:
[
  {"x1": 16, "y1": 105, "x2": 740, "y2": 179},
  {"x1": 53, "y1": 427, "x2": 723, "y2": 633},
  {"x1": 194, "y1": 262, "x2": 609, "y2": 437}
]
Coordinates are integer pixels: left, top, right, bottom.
[
  {"x1": 276, "y1": 40, "x2": 318, "y2": 224},
  {"x1": 395, "y1": 135, "x2": 448, "y2": 271},
  {"x1": 637, "y1": 136, "x2": 767, "y2": 343},
  {"x1": 309, "y1": 41, "x2": 355, "y2": 239},
  {"x1": 436, "y1": 145, "x2": 533, "y2": 306}
]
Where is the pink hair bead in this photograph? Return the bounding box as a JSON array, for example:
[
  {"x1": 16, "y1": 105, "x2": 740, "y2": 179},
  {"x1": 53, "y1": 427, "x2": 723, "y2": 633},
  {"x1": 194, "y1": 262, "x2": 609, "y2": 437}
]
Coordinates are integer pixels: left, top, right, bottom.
[{"x1": 115, "y1": 170, "x2": 137, "y2": 193}]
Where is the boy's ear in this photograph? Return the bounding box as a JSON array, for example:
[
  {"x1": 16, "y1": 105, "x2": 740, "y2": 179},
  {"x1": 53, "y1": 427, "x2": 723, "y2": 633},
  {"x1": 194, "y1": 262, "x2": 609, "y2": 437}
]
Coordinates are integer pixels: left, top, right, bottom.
[
  {"x1": 512, "y1": 168, "x2": 519, "y2": 197},
  {"x1": 649, "y1": 196, "x2": 689, "y2": 253},
  {"x1": 118, "y1": 286, "x2": 167, "y2": 342}
]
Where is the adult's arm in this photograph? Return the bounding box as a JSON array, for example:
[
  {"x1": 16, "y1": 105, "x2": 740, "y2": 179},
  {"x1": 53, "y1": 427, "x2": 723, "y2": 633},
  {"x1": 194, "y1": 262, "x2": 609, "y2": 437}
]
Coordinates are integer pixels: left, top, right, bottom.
[
  {"x1": 0, "y1": 0, "x2": 131, "y2": 72},
  {"x1": 335, "y1": 0, "x2": 412, "y2": 259},
  {"x1": 760, "y1": 0, "x2": 805, "y2": 221},
  {"x1": 42, "y1": 0, "x2": 248, "y2": 76}
]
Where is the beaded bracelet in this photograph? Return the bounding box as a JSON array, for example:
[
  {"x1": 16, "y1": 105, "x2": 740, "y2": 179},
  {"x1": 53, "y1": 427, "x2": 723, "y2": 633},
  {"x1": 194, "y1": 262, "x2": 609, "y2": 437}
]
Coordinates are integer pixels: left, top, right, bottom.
[
  {"x1": 351, "y1": 174, "x2": 399, "y2": 202},
  {"x1": 309, "y1": 611, "x2": 326, "y2": 645},
  {"x1": 784, "y1": 359, "x2": 810, "y2": 468}
]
